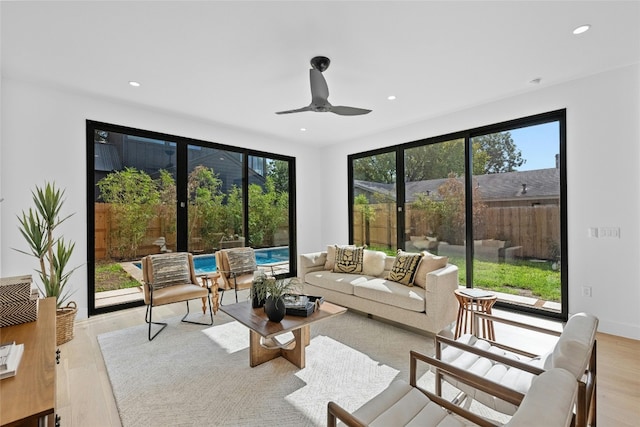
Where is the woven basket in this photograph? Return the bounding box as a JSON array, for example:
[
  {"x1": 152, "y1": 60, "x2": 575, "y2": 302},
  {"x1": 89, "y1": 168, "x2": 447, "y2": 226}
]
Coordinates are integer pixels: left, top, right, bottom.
[{"x1": 56, "y1": 301, "x2": 77, "y2": 346}]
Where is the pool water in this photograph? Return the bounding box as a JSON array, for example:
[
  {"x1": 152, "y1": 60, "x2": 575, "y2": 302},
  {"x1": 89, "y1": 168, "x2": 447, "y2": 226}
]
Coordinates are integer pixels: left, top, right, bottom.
[{"x1": 134, "y1": 246, "x2": 290, "y2": 275}]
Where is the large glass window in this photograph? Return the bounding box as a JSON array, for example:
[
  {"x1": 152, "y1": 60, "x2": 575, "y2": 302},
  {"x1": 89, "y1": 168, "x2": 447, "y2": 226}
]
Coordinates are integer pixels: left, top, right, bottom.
[
  {"x1": 471, "y1": 121, "x2": 562, "y2": 311},
  {"x1": 187, "y1": 146, "x2": 244, "y2": 254},
  {"x1": 404, "y1": 139, "x2": 467, "y2": 273},
  {"x1": 87, "y1": 122, "x2": 296, "y2": 314},
  {"x1": 247, "y1": 156, "x2": 292, "y2": 275},
  {"x1": 351, "y1": 151, "x2": 397, "y2": 252},
  {"x1": 348, "y1": 111, "x2": 567, "y2": 320}
]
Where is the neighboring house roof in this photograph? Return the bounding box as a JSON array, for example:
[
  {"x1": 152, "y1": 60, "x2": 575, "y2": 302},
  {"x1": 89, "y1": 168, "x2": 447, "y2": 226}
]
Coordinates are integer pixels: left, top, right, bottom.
[{"x1": 356, "y1": 168, "x2": 560, "y2": 203}]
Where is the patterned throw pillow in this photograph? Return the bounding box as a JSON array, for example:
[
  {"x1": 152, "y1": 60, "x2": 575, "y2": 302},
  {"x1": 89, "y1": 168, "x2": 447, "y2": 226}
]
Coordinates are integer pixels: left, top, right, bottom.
[
  {"x1": 386, "y1": 249, "x2": 423, "y2": 286},
  {"x1": 149, "y1": 253, "x2": 191, "y2": 289},
  {"x1": 226, "y1": 247, "x2": 257, "y2": 275},
  {"x1": 333, "y1": 245, "x2": 364, "y2": 274}
]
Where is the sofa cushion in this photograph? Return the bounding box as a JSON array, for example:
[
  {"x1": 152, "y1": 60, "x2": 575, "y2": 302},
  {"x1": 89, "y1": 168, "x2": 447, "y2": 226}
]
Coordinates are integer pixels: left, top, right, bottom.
[
  {"x1": 304, "y1": 271, "x2": 369, "y2": 295},
  {"x1": 413, "y1": 252, "x2": 449, "y2": 289},
  {"x1": 333, "y1": 245, "x2": 364, "y2": 274},
  {"x1": 547, "y1": 312, "x2": 598, "y2": 378},
  {"x1": 386, "y1": 250, "x2": 423, "y2": 286},
  {"x1": 505, "y1": 368, "x2": 578, "y2": 427},
  {"x1": 363, "y1": 249, "x2": 386, "y2": 277},
  {"x1": 351, "y1": 380, "x2": 464, "y2": 427},
  {"x1": 482, "y1": 239, "x2": 506, "y2": 248},
  {"x1": 324, "y1": 245, "x2": 339, "y2": 270},
  {"x1": 354, "y1": 278, "x2": 425, "y2": 312}
]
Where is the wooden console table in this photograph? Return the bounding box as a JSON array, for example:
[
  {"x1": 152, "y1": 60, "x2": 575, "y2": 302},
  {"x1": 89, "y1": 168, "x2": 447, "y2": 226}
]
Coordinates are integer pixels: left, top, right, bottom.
[{"x1": 1, "y1": 297, "x2": 56, "y2": 427}]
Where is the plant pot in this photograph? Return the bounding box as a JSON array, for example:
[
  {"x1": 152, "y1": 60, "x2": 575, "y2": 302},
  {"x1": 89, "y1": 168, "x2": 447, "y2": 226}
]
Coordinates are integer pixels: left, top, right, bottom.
[
  {"x1": 264, "y1": 296, "x2": 286, "y2": 322},
  {"x1": 252, "y1": 290, "x2": 266, "y2": 308},
  {"x1": 56, "y1": 301, "x2": 77, "y2": 345}
]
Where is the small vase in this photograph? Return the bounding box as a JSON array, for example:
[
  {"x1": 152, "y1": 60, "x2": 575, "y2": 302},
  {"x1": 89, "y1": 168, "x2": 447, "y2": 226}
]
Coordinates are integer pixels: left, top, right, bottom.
[{"x1": 264, "y1": 296, "x2": 286, "y2": 322}]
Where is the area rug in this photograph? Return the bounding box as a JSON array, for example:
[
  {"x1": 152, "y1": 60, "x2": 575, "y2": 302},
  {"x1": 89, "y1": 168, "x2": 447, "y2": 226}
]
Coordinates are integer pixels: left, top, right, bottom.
[{"x1": 98, "y1": 309, "x2": 439, "y2": 426}]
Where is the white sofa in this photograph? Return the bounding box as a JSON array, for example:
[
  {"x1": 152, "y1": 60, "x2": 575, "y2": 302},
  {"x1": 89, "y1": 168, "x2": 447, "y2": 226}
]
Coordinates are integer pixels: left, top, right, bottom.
[{"x1": 298, "y1": 247, "x2": 459, "y2": 334}]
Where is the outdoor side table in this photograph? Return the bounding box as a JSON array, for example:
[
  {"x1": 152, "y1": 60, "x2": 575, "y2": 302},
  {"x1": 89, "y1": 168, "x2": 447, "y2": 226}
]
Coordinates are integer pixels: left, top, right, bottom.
[
  {"x1": 454, "y1": 288, "x2": 497, "y2": 340},
  {"x1": 200, "y1": 272, "x2": 221, "y2": 314}
]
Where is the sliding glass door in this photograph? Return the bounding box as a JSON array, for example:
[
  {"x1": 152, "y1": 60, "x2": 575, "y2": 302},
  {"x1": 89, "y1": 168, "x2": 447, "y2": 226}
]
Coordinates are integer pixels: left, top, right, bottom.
[
  {"x1": 87, "y1": 121, "x2": 296, "y2": 314},
  {"x1": 404, "y1": 138, "x2": 467, "y2": 273},
  {"x1": 348, "y1": 111, "x2": 567, "y2": 320},
  {"x1": 470, "y1": 121, "x2": 562, "y2": 311},
  {"x1": 351, "y1": 151, "x2": 397, "y2": 252}
]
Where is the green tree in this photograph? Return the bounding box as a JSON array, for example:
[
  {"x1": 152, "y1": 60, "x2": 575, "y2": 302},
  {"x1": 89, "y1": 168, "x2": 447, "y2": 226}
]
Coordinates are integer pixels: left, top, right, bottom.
[
  {"x1": 405, "y1": 139, "x2": 487, "y2": 181},
  {"x1": 156, "y1": 169, "x2": 176, "y2": 237},
  {"x1": 268, "y1": 159, "x2": 289, "y2": 193},
  {"x1": 412, "y1": 173, "x2": 486, "y2": 244},
  {"x1": 97, "y1": 167, "x2": 160, "y2": 259},
  {"x1": 473, "y1": 131, "x2": 525, "y2": 173},
  {"x1": 248, "y1": 177, "x2": 288, "y2": 247},
  {"x1": 353, "y1": 152, "x2": 396, "y2": 184},
  {"x1": 187, "y1": 165, "x2": 226, "y2": 248},
  {"x1": 354, "y1": 194, "x2": 376, "y2": 246},
  {"x1": 223, "y1": 185, "x2": 244, "y2": 236}
]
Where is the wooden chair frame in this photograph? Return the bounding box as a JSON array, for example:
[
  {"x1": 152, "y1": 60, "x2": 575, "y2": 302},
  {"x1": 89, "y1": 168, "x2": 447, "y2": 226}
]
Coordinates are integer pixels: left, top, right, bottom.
[
  {"x1": 434, "y1": 312, "x2": 597, "y2": 427},
  {"x1": 328, "y1": 350, "x2": 554, "y2": 427}
]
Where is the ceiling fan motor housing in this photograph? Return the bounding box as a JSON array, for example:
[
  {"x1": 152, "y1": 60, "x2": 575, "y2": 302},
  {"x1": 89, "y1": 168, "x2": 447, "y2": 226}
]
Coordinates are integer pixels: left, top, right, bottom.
[{"x1": 310, "y1": 56, "x2": 330, "y2": 72}]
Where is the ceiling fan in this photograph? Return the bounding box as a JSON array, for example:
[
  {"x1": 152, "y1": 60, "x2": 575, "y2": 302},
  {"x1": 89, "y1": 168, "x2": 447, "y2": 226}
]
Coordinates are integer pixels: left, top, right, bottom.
[{"x1": 276, "y1": 56, "x2": 372, "y2": 116}]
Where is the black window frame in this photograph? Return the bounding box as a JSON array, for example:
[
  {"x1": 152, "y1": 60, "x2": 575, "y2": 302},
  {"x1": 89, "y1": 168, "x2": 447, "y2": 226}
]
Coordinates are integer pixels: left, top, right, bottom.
[
  {"x1": 86, "y1": 120, "x2": 297, "y2": 316},
  {"x1": 348, "y1": 110, "x2": 567, "y2": 321}
]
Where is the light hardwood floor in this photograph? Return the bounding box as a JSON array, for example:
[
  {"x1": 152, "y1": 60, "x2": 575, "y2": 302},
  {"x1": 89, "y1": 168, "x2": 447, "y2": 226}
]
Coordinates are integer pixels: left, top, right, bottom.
[{"x1": 56, "y1": 302, "x2": 640, "y2": 426}]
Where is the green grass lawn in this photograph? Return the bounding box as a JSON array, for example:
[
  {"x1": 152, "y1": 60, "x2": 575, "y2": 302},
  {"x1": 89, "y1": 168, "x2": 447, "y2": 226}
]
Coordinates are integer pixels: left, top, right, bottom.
[
  {"x1": 450, "y1": 256, "x2": 561, "y2": 302},
  {"x1": 95, "y1": 261, "x2": 140, "y2": 292},
  {"x1": 367, "y1": 246, "x2": 561, "y2": 302}
]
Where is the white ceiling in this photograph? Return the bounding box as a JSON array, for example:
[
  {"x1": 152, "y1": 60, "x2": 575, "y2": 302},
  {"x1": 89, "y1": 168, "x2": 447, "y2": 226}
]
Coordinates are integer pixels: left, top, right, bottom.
[{"x1": 2, "y1": 1, "x2": 639, "y2": 146}]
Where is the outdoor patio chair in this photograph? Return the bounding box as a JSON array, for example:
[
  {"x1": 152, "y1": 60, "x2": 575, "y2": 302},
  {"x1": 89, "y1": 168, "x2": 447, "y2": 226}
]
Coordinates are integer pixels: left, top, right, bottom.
[
  {"x1": 215, "y1": 247, "x2": 274, "y2": 304},
  {"x1": 142, "y1": 252, "x2": 214, "y2": 340},
  {"x1": 433, "y1": 311, "x2": 598, "y2": 426},
  {"x1": 327, "y1": 350, "x2": 579, "y2": 427}
]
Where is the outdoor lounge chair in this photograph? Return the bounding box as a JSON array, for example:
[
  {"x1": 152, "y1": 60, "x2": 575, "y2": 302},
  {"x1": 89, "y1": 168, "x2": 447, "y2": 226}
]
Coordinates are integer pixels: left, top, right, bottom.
[
  {"x1": 215, "y1": 247, "x2": 274, "y2": 304},
  {"x1": 327, "y1": 350, "x2": 579, "y2": 427},
  {"x1": 142, "y1": 252, "x2": 214, "y2": 340},
  {"x1": 433, "y1": 311, "x2": 598, "y2": 426}
]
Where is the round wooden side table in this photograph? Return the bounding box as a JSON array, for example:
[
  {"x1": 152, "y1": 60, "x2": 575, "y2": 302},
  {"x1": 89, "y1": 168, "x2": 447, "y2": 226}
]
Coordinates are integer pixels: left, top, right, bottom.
[{"x1": 454, "y1": 289, "x2": 497, "y2": 340}]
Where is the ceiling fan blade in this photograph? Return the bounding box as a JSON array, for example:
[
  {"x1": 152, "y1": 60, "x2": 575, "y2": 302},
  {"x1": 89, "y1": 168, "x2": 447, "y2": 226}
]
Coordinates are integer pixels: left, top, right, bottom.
[
  {"x1": 309, "y1": 69, "x2": 329, "y2": 103},
  {"x1": 330, "y1": 106, "x2": 372, "y2": 116},
  {"x1": 275, "y1": 106, "x2": 313, "y2": 115}
]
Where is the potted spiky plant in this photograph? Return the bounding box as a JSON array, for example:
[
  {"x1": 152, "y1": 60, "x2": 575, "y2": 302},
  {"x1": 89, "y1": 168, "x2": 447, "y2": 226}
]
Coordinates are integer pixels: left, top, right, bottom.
[{"x1": 15, "y1": 182, "x2": 80, "y2": 345}]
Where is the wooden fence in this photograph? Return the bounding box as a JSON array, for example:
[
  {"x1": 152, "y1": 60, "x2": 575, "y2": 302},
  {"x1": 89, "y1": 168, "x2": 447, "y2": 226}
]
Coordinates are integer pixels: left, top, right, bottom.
[
  {"x1": 95, "y1": 203, "x2": 177, "y2": 260},
  {"x1": 95, "y1": 204, "x2": 290, "y2": 260},
  {"x1": 354, "y1": 203, "x2": 560, "y2": 260}
]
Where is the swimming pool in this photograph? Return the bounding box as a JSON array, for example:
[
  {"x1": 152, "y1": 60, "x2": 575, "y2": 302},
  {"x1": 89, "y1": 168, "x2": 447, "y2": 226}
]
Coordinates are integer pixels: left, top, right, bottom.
[{"x1": 134, "y1": 246, "x2": 290, "y2": 275}]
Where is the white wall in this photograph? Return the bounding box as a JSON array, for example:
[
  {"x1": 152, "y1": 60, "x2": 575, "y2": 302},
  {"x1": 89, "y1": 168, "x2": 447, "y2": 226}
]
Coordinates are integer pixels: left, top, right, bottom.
[
  {"x1": 321, "y1": 63, "x2": 640, "y2": 339},
  {"x1": 0, "y1": 78, "x2": 323, "y2": 319},
  {"x1": 3, "y1": 64, "x2": 639, "y2": 339}
]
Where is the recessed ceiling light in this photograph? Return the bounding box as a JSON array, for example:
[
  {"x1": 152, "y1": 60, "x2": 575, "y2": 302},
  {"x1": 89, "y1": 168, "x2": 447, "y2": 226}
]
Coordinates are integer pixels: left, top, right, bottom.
[
  {"x1": 573, "y1": 24, "x2": 591, "y2": 35},
  {"x1": 387, "y1": 95, "x2": 397, "y2": 101},
  {"x1": 300, "y1": 128, "x2": 307, "y2": 132},
  {"x1": 128, "y1": 81, "x2": 141, "y2": 87}
]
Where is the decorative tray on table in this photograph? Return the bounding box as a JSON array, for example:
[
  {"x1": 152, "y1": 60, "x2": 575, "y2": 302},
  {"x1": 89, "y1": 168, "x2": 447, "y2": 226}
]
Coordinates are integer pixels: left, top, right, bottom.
[{"x1": 283, "y1": 294, "x2": 325, "y2": 317}]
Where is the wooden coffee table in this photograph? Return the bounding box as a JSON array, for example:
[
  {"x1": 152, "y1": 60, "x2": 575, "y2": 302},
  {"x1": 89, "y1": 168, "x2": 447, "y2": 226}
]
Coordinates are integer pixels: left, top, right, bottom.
[{"x1": 220, "y1": 300, "x2": 346, "y2": 368}]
